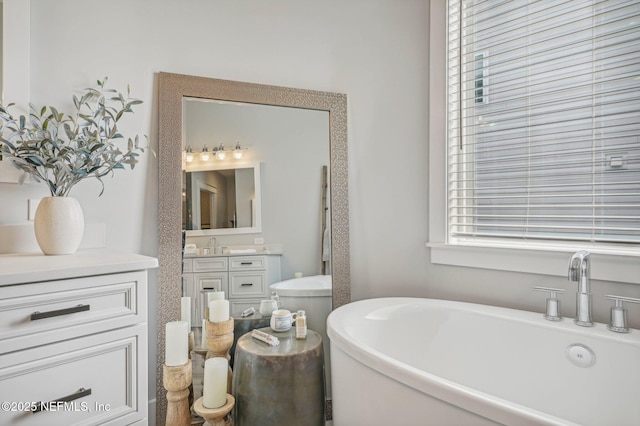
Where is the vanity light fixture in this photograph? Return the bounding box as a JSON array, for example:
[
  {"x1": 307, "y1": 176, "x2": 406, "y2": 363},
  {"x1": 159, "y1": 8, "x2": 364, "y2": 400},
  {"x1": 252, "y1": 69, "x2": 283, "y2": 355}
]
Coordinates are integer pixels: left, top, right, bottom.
[
  {"x1": 233, "y1": 142, "x2": 246, "y2": 159},
  {"x1": 214, "y1": 143, "x2": 227, "y2": 160},
  {"x1": 184, "y1": 146, "x2": 194, "y2": 163},
  {"x1": 182, "y1": 143, "x2": 249, "y2": 162},
  {"x1": 200, "y1": 144, "x2": 211, "y2": 161}
]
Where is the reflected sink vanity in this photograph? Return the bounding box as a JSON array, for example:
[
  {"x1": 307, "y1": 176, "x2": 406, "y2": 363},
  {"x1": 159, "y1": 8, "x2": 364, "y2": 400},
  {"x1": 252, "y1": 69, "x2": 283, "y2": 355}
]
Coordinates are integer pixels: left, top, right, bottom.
[{"x1": 182, "y1": 253, "x2": 282, "y2": 321}]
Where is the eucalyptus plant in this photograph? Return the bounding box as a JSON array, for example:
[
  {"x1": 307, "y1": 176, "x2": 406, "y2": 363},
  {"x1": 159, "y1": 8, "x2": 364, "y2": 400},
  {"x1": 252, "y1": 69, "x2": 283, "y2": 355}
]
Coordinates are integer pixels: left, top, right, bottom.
[{"x1": 0, "y1": 78, "x2": 152, "y2": 196}]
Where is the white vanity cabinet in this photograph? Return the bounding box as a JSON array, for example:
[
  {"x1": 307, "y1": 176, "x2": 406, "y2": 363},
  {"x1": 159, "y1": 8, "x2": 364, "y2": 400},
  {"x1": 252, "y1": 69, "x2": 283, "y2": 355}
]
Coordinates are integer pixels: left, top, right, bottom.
[
  {"x1": 0, "y1": 249, "x2": 157, "y2": 426},
  {"x1": 182, "y1": 254, "x2": 281, "y2": 322}
]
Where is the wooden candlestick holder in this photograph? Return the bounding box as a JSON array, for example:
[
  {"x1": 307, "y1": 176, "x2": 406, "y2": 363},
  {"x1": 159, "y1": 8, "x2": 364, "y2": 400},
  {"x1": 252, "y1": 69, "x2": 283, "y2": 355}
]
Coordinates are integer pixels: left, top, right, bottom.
[
  {"x1": 163, "y1": 360, "x2": 193, "y2": 426},
  {"x1": 188, "y1": 330, "x2": 195, "y2": 354},
  {"x1": 205, "y1": 317, "x2": 234, "y2": 357},
  {"x1": 187, "y1": 330, "x2": 195, "y2": 416},
  {"x1": 205, "y1": 317, "x2": 234, "y2": 393},
  {"x1": 193, "y1": 395, "x2": 235, "y2": 426}
]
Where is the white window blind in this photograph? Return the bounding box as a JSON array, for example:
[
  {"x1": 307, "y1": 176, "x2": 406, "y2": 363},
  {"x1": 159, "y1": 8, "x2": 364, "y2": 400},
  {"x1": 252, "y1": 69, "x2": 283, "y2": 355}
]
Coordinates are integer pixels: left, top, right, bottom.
[{"x1": 447, "y1": 0, "x2": 640, "y2": 245}]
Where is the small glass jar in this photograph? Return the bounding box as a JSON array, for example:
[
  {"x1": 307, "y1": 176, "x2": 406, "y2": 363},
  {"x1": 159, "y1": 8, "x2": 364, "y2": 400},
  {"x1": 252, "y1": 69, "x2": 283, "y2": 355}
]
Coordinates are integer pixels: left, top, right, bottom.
[{"x1": 296, "y1": 310, "x2": 307, "y2": 340}]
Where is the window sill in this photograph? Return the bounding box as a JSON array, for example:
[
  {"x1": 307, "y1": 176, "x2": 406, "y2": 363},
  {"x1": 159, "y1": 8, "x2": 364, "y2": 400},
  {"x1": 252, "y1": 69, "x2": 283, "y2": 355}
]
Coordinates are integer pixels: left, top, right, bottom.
[{"x1": 426, "y1": 242, "x2": 640, "y2": 285}]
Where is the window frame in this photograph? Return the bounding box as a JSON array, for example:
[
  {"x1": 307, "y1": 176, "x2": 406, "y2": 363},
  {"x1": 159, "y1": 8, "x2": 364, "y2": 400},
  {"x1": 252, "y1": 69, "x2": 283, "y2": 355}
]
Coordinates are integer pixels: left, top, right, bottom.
[{"x1": 427, "y1": 0, "x2": 639, "y2": 285}]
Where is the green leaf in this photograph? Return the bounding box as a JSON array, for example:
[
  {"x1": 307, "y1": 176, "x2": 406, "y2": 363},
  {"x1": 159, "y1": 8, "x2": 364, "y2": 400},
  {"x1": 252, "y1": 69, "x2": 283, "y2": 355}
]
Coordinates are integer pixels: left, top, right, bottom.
[
  {"x1": 26, "y1": 155, "x2": 45, "y2": 166},
  {"x1": 63, "y1": 123, "x2": 75, "y2": 140}
]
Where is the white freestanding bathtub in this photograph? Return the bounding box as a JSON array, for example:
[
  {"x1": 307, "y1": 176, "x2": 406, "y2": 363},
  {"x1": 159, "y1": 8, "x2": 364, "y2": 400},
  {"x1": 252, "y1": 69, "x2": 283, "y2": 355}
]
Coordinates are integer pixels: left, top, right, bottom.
[
  {"x1": 270, "y1": 275, "x2": 333, "y2": 397},
  {"x1": 327, "y1": 297, "x2": 640, "y2": 426}
]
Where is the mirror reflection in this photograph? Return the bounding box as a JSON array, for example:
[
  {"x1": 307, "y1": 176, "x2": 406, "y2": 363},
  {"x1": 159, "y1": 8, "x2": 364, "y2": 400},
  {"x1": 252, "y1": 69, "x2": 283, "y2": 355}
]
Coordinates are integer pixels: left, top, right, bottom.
[
  {"x1": 183, "y1": 165, "x2": 261, "y2": 234},
  {"x1": 181, "y1": 96, "x2": 330, "y2": 278}
]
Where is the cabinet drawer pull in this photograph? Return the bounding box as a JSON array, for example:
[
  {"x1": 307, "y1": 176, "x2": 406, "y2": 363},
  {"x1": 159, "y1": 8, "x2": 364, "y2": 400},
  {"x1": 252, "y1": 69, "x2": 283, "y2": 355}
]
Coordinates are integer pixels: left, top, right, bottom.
[
  {"x1": 32, "y1": 387, "x2": 92, "y2": 413},
  {"x1": 30, "y1": 304, "x2": 90, "y2": 321},
  {"x1": 240, "y1": 262, "x2": 253, "y2": 265},
  {"x1": 241, "y1": 283, "x2": 253, "y2": 286}
]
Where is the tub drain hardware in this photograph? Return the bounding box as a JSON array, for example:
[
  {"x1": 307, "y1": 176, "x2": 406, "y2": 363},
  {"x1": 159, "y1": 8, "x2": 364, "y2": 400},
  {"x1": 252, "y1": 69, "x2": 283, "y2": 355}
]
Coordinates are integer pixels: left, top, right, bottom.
[{"x1": 566, "y1": 344, "x2": 595, "y2": 368}]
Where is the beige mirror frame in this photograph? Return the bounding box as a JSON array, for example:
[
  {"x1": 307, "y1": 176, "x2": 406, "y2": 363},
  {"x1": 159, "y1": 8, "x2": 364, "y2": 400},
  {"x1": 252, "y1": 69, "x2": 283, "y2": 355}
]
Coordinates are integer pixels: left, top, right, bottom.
[{"x1": 157, "y1": 72, "x2": 350, "y2": 423}]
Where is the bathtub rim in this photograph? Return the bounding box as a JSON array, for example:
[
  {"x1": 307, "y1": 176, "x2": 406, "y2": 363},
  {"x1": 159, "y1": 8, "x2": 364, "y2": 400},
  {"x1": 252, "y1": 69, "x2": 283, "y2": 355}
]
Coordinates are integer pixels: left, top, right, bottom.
[
  {"x1": 327, "y1": 297, "x2": 640, "y2": 426},
  {"x1": 270, "y1": 274, "x2": 332, "y2": 297}
]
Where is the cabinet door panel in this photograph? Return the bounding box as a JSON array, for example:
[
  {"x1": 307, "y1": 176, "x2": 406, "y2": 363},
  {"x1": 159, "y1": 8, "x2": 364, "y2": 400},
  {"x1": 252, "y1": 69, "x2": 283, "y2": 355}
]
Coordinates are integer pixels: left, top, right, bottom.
[
  {"x1": 193, "y1": 273, "x2": 228, "y2": 322},
  {"x1": 0, "y1": 325, "x2": 146, "y2": 426}
]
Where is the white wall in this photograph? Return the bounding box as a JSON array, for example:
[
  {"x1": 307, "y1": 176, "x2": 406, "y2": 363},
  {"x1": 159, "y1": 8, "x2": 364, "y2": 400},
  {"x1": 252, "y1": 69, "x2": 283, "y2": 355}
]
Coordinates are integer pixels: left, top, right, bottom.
[{"x1": 1, "y1": 0, "x2": 638, "y2": 421}]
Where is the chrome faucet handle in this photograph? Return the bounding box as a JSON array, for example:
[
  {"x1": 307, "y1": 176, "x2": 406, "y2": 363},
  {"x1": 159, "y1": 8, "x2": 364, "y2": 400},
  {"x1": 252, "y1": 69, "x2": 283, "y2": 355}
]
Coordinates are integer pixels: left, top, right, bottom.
[
  {"x1": 604, "y1": 295, "x2": 640, "y2": 333},
  {"x1": 533, "y1": 286, "x2": 565, "y2": 321}
]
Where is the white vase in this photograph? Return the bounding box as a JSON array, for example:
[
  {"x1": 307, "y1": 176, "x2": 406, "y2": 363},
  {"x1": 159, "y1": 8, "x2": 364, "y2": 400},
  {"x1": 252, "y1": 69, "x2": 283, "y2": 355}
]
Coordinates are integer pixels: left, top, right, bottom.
[{"x1": 34, "y1": 196, "x2": 85, "y2": 255}]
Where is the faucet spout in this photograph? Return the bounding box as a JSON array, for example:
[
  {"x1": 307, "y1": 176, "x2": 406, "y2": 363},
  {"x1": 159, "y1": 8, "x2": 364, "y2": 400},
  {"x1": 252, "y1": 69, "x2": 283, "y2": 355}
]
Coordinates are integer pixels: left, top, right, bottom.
[
  {"x1": 568, "y1": 250, "x2": 592, "y2": 327},
  {"x1": 568, "y1": 250, "x2": 590, "y2": 293}
]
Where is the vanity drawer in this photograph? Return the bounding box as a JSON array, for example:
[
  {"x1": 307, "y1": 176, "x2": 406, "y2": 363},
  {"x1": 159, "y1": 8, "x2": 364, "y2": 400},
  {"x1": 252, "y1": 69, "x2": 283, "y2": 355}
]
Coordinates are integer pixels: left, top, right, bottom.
[
  {"x1": 0, "y1": 324, "x2": 146, "y2": 426},
  {"x1": 192, "y1": 273, "x2": 228, "y2": 322},
  {"x1": 193, "y1": 273, "x2": 228, "y2": 294},
  {"x1": 229, "y1": 256, "x2": 266, "y2": 271},
  {"x1": 0, "y1": 271, "x2": 146, "y2": 354},
  {"x1": 193, "y1": 257, "x2": 228, "y2": 272},
  {"x1": 229, "y1": 272, "x2": 266, "y2": 298}
]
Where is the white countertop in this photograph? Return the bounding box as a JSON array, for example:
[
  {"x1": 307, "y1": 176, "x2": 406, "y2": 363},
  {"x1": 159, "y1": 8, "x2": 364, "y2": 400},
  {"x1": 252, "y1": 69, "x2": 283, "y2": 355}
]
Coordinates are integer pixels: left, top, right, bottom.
[
  {"x1": 183, "y1": 251, "x2": 283, "y2": 258},
  {"x1": 0, "y1": 248, "x2": 158, "y2": 286}
]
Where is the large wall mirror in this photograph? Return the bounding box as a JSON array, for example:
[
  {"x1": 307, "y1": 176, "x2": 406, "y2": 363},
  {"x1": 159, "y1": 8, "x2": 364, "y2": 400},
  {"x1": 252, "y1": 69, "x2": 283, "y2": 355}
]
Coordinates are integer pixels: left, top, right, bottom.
[{"x1": 157, "y1": 72, "x2": 350, "y2": 422}]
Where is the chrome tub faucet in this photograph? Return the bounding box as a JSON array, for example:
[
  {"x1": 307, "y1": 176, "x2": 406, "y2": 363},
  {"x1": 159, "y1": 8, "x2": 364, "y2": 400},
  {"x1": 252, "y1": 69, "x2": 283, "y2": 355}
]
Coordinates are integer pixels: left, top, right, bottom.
[{"x1": 568, "y1": 250, "x2": 593, "y2": 327}]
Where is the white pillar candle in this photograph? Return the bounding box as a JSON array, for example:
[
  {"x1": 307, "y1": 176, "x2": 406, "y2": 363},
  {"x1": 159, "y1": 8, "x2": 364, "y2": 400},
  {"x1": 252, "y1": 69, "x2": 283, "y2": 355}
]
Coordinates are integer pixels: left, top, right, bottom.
[
  {"x1": 180, "y1": 297, "x2": 191, "y2": 329},
  {"x1": 209, "y1": 299, "x2": 229, "y2": 322},
  {"x1": 203, "y1": 357, "x2": 228, "y2": 408},
  {"x1": 200, "y1": 319, "x2": 207, "y2": 348},
  {"x1": 165, "y1": 320, "x2": 189, "y2": 366},
  {"x1": 207, "y1": 291, "x2": 225, "y2": 304}
]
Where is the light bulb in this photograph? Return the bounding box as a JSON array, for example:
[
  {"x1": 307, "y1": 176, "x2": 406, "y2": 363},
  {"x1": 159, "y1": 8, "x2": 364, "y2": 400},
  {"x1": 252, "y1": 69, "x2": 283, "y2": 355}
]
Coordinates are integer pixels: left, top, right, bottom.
[
  {"x1": 233, "y1": 142, "x2": 244, "y2": 159},
  {"x1": 185, "y1": 146, "x2": 194, "y2": 162},
  {"x1": 200, "y1": 145, "x2": 211, "y2": 161},
  {"x1": 215, "y1": 144, "x2": 226, "y2": 160}
]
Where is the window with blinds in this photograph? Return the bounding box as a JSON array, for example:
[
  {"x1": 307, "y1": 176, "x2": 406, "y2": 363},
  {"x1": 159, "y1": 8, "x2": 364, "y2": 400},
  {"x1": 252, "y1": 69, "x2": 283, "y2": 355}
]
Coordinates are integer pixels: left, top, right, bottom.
[{"x1": 447, "y1": 0, "x2": 640, "y2": 246}]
